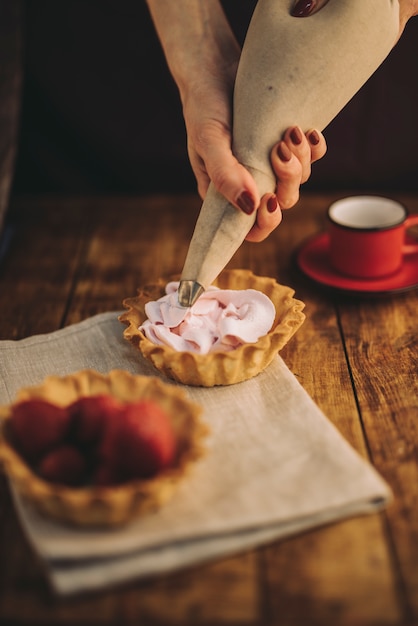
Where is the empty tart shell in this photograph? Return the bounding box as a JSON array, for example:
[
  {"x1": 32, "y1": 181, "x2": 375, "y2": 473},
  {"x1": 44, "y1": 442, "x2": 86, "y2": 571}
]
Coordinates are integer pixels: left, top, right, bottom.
[
  {"x1": 120, "y1": 269, "x2": 305, "y2": 387},
  {"x1": 0, "y1": 369, "x2": 207, "y2": 527}
]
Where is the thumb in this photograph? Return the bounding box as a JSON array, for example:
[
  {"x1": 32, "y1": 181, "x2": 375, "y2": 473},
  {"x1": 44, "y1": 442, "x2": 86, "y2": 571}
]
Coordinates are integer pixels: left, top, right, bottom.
[{"x1": 203, "y1": 126, "x2": 260, "y2": 215}]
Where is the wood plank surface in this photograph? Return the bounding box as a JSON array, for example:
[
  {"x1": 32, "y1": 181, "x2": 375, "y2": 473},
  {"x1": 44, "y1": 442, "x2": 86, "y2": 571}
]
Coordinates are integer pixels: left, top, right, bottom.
[{"x1": 0, "y1": 192, "x2": 417, "y2": 625}]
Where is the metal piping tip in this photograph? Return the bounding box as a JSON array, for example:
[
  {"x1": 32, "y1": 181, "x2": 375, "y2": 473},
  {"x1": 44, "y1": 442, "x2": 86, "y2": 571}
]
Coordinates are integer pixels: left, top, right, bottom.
[{"x1": 177, "y1": 280, "x2": 205, "y2": 308}]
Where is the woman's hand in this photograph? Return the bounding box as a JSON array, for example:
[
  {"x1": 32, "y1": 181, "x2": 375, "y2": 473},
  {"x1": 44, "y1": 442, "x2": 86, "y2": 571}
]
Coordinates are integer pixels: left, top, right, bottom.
[
  {"x1": 246, "y1": 127, "x2": 326, "y2": 242},
  {"x1": 147, "y1": 0, "x2": 327, "y2": 242},
  {"x1": 182, "y1": 80, "x2": 326, "y2": 242}
]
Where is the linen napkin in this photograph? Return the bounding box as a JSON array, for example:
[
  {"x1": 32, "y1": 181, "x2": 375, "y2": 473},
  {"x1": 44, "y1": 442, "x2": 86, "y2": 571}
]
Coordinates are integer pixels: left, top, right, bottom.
[{"x1": 0, "y1": 312, "x2": 391, "y2": 595}]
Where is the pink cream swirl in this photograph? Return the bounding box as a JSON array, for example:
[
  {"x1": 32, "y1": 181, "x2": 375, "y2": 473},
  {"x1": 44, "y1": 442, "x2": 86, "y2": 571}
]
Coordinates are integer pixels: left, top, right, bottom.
[{"x1": 140, "y1": 282, "x2": 276, "y2": 354}]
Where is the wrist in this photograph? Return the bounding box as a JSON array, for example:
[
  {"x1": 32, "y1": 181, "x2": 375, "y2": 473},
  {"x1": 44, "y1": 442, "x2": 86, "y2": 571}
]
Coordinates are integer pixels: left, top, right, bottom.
[{"x1": 146, "y1": 0, "x2": 240, "y2": 99}]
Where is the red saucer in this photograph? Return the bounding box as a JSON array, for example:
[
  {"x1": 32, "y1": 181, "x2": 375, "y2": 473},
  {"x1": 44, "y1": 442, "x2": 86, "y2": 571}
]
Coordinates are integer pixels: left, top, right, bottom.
[{"x1": 296, "y1": 232, "x2": 418, "y2": 295}]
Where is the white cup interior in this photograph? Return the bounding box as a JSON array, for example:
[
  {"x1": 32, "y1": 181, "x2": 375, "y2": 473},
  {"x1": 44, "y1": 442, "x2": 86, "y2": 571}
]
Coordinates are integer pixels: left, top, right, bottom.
[{"x1": 328, "y1": 196, "x2": 406, "y2": 230}]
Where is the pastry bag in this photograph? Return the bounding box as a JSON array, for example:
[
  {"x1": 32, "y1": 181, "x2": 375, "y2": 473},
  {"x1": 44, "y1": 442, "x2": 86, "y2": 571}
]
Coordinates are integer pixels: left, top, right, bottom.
[{"x1": 177, "y1": 0, "x2": 399, "y2": 307}]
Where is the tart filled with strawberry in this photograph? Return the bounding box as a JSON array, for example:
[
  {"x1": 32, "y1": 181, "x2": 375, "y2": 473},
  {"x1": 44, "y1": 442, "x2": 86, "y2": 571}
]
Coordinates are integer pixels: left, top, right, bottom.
[{"x1": 0, "y1": 370, "x2": 207, "y2": 526}]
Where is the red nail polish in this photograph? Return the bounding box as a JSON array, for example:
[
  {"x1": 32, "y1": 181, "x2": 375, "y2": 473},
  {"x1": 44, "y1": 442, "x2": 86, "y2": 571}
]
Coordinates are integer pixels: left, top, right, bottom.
[
  {"x1": 267, "y1": 195, "x2": 278, "y2": 213},
  {"x1": 290, "y1": 127, "x2": 303, "y2": 145},
  {"x1": 277, "y1": 142, "x2": 292, "y2": 162},
  {"x1": 308, "y1": 130, "x2": 320, "y2": 145},
  {"x1": 237, "y1": 190, "x2": 255, "y2": 215},
  {"x1": 291, "y1": 0, "x2": 317, "y2": 17}
]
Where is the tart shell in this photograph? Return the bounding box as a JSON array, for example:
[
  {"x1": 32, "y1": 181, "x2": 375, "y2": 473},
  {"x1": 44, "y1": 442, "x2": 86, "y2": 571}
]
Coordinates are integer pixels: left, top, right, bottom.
[
  {"x1": 120, "y1": 269, "x2": 305, "y2": 386},
  {"x1": 0, "y1": 369, "x2": 207, "y2": 527}
]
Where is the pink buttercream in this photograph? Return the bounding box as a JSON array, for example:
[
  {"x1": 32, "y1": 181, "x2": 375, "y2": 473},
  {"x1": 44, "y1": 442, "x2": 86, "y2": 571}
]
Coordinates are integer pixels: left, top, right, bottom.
[{"x1": 140, "y1": 281, "x2": 276, "y2": 354}]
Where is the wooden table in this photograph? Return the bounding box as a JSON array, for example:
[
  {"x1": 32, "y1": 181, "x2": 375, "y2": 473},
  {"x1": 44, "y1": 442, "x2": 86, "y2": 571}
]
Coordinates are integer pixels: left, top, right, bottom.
[{"x1": 0, "y1": 192, "x2": 417, "y2": 626}]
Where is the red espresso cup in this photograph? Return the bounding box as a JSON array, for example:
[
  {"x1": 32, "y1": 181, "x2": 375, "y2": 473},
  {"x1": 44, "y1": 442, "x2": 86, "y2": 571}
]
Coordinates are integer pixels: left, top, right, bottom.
[{"x1": 327, "y1": 196, "x2": 418, "y2": 279}]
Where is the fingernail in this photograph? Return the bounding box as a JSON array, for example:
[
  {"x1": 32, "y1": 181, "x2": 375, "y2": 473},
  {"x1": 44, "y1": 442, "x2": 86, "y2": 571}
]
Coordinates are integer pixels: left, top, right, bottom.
[
  {"x1": 290, "y1": 127, "x2": 303, "y2": 145},
  {"x1": 237, "y1": 190, "x2": 256, "y2": 215},
  {"x1": 308, "y1": 130, "x2": 320, "y2": 145},
  {"x1": 277, "y1": 142, "x2": 292, "y2": 162},
  {"x1": 291, "y1": 0, "x2": 317, "y2": 17},
  {"x1": 267, "y1": 195, "x2": 278, "y2": 213}
]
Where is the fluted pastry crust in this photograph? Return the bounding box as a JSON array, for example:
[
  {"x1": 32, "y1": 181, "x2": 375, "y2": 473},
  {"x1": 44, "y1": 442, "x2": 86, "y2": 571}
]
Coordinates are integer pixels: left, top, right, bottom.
[
  {"x1": 120, "y1": 269, "x2": 305, "y2": 386},
  {"x1": 0, "y1": 369, "x2": 207, "y2": 526}
]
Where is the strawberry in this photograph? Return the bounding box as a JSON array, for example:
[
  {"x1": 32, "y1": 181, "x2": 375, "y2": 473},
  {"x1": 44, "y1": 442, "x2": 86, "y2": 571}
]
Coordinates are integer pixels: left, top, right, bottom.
[
  {"x1": 92, "y1": 462, "x2": 123, "y2": 487},
  {"x1": 10, "y1": 399, "x2": 71, "y2": 462},
  {"x1": 99, "y1": 400, "x2": 176, "y2": 481},
  {"x1": 70, "y1": 395, "x2": 123, "y2": 446},
  {"x1": 38, "y1": 444, "x2": 87, "y2": 486}
]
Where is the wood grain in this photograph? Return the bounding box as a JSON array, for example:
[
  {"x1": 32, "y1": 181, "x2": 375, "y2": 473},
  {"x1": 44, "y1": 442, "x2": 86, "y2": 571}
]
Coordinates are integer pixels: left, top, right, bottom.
[{"x1": 0, "y1": 192, "x2": 417, "y2": 625}]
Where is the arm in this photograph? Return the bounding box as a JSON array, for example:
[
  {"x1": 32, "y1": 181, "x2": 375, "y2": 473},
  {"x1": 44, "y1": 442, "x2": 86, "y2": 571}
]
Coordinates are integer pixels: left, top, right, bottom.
[
  {"x1": 145, "y1": 1, "x2": 249, "y2": 201},
  {"x1": 145, "y1": 0, "x2": 326, "y2": 241}
]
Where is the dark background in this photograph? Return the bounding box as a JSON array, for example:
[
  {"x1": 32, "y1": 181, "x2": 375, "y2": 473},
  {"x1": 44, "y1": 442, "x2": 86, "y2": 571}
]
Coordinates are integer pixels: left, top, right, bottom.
[{"x1": 11, "y1": 0, "x2": 418, "y2": 196}]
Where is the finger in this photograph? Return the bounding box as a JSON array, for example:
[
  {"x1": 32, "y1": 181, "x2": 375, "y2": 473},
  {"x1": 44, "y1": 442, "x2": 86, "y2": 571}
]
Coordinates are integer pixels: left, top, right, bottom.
[
  {"x1": 270, "y1": 141, "x2": 303, "y2": 209},
  {"x1": 282, "y1": 126, "x2": 312, "y2": 183},
  {"x1": 194, "y1": 121, "x2": 259, "y2": 214},
  {"x1": 209, "y1": 155, "x2": 259, "y2": 215},
  {"x1": 188, "y1": 148, "x2": 211, "y2": 199},
  {"x1": 245, "y1": 194, "x2": 283, "y2": 242},
  {"x1": 305, "y1": 128, "x2": 327, "y2": 163},
  {"x1": 291, "y1": 0, "x2": 331, "y2": 17}
]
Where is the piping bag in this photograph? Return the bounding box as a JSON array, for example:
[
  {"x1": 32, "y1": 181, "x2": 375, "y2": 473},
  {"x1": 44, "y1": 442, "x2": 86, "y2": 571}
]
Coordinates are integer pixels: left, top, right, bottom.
[{"x1": 177, "y1": 0, "x2": 399, "y2": 307}]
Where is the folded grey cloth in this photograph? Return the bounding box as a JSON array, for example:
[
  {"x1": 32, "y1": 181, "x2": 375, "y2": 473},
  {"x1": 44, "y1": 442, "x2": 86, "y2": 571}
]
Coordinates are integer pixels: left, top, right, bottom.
[{"x1": 0, "y1": 312, "x2": 391, "y2": 595}]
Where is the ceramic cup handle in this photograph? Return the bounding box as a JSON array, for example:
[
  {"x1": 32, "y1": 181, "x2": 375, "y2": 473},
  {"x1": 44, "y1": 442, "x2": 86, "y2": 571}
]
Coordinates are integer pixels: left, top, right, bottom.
[{"x1": 403, "y1": 215, "x2": 418, "y2": 255}]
